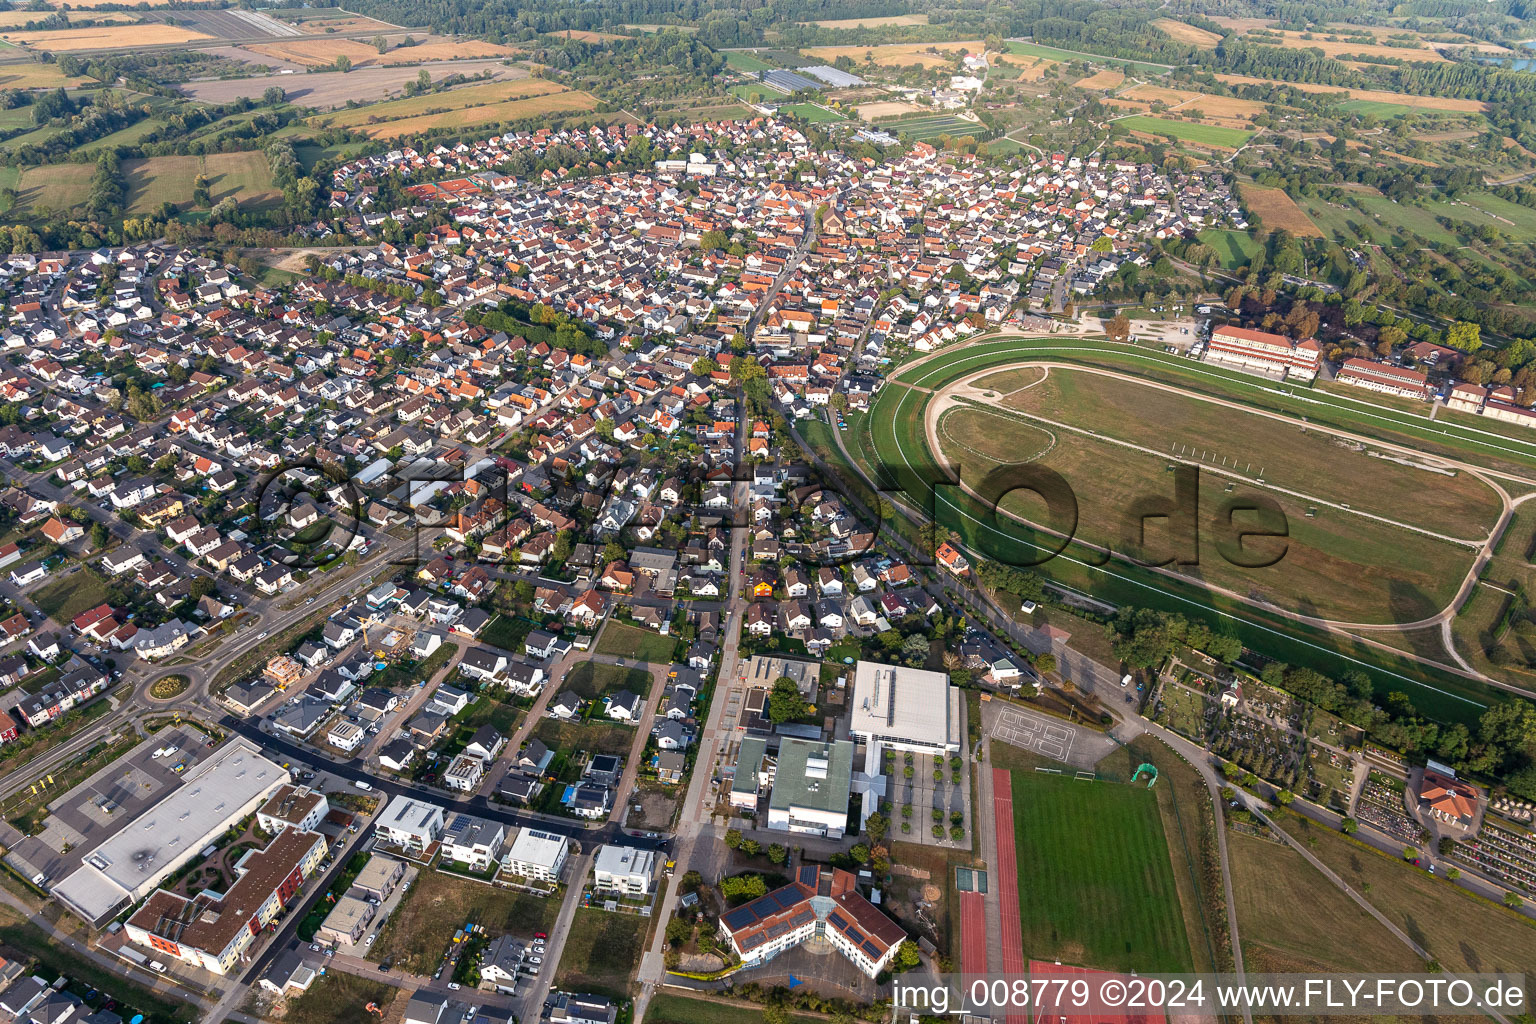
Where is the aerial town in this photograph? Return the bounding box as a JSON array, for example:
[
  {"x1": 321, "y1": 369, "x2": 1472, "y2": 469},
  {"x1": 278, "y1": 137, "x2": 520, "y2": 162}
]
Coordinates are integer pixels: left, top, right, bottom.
[{"x1": 0, "y1": 27, "x2": 1526, "y2": 1023}]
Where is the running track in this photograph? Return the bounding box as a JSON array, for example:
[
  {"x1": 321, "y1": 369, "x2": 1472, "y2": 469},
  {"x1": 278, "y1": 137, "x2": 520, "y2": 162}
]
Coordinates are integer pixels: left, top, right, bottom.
[
  {"x1": 959, "y1": 891, "x2": 987, "y2": 977},
  {"x1": 992, "y1": 767, "x2": 1027, "y2": 1024}
]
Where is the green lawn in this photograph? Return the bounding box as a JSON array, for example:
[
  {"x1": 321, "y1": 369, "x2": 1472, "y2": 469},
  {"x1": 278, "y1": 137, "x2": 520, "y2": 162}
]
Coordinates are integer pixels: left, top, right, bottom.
[
  {"x1": 480, "y1": 613, "x2": 536, "y2": 653},
  {"x1": 29, "y1": 570, "x2": 109, "y2": 623},
  {"x1": 554, "y1": 908, "x2": 650, "y2": 999},
  {"x1": 1198, "y1": 227, "x2": 1263, "y2": 268},
  {"x1": 532, "y1": 716, "x2": 636, "y2": 757},
  {"x1": 1010, "y1": 770, "x2": 1193, "y2": 972},
  {"x1": 648, "y1": 995, "x2": 827, "y2": 1024},
  {"x1": 593, "y1": 620, "x2": 676, "y2": 663},
  {"x1": 1117, "y1": 115, "x2": 1253, "y2": 147},
  {"x1": 564, "y1": 660, "x2": 651, "y2": 699}
]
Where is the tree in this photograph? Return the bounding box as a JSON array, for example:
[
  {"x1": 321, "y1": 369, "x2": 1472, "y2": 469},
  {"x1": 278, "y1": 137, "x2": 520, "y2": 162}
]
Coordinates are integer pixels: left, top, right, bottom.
[
  {"x1": 192, "y1": 173, "x2": 212, "y2": 209},
  {"x1": 863, "y1": 811, "x2": 889, "y2": 845},
  {"x1": 1444, "y1": 320, "x2": 1482, "y2": 353},
  {"x1": 89, "y1": 522, "x2": 108, "y2": 550},
  {"x1": 896, "y1": 940, "x2": 922, "y2": 971},
  {"x1": 1340, "y1": 817, "x2": 1358, "y2": 834},
  {"x1": 766, "y1": 843, "x2": 788, "y2": 865},
  {"x1": 849, "y1": 843, "x2": 870, "y2": 864},
  {"x1": 335, "y1": 54, "x2": 352, "y2": 73},
  {"x1": 768, "y1": 676, "x2": 809, "y2": 723},
  {"x1": 723, "y1": 828, "x2": 742, "y2": 849},
  {"x1": 1504, "y1": 892, "x2": 1524, "y2": 908},
  {"x1": 699, "y1": 229, "x2": 729, "y2": 251},
  {"x1": 691, "y1": 356, "x2": 718, "y2": 377},
  {"x1": 1035, "y1": 652, "x2": 1057, "y2": 675},
  {"x1": 1105, "y1": 313, "x2": 1131, "y2": 344}
]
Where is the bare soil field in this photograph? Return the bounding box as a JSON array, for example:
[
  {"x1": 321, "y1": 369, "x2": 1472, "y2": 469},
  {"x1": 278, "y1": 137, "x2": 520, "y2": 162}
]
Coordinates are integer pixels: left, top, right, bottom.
[
  {"x1": 3, "y1": 22, "x2": 210, "y2": 50},
  {"x1": 285, "y1": 15, "x2": 398, "y2": 34},
  {"x1": 804, "y1": 40, "x2": 985, "y2": 68},
  {"x1": 1075, "y1": 69, "x2": 1124, "y2": 90},
  {"x1": 1153, "y1": 19, "x2": 1223, "y2": 48},
  {"x1": 858, "y1": 100, "x2": 924, "y2": 119},
  {"x1": 1239, "y1": 184, "x2": 1323, "y2": 237},
  {"x1": 1214, "y1": 74, "x2": 1489, "y2": 112},
  {"x1": 801, "y1": 14, "x2": 930, "y2": 28},
  {"x1": 181, "y1": 58, "x2": 525, "y2": 107},
  {"x1": 376, "y1": 40, "x2": 520, "y2": 63}
]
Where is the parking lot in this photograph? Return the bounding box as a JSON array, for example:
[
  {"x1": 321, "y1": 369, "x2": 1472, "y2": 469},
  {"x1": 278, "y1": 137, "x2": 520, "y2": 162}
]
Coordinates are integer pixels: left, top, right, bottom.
[
  {"x1": 985, "y1": 701, "x2": 1119, "y2": 769},
  {"x1": 4, "y1": 724, "x2": 211, "y2": 886}
]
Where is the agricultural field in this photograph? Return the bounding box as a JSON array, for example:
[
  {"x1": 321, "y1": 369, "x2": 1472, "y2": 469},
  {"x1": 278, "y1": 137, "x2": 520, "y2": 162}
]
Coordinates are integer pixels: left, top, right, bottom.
[
  {"x1": 281, "y1": 13, "x2": 399, "y2": 34},
  {"x1": 0, "y1": 63, "x2": 87, "y2": 89},
  {"x1": 724, "y1": 50, "x2": 774, "y2": 73},
  {"x1": 1214, "y1": 74, "x2": 1488, "y2": 113},
  {"x1": 1239, "y1": 185, "x2": 1322, "y2": 237},
  {"x1": 0, "y1": 9, "x2": 137, "y2": 27},
  {"x1": 803, "y1": 40, "x2": 986, "y2": 69},
  {"x1": 1005, "y1": 39, "x2": 1169, "y2": 75},
  {"x1": 1153, "y1": 18, "x2": 1223, "y2": 48},
  {"x1": 1297, "y1": 186, "x2": 1536, "y2": 251},
  {"x1": 1117, "y1": 114, "x2": 1253, "y2": 147},
  {"x1": 1220, "y1": 25, "x2": 1447, "y2": 63},
  {"x1": 1107, "y1": 84, "x2": 1265, "y2": 127},
  {"x1": 1, "y1": 22, "x2": 210, "y2": 50},
  {"x1": 181, "y1": 59, "x2": 522, "y2": 107},
  {"x1": 124, "y1": 152, "x2": 280, "y2": 214},
  {"x1": 857, "y1": 100, "x2": 924, "y2": 119},
  {"x1": 1010, "y1": 770, "x2": 1194, "y2": 972},
  {"x1": 369, "y1": 871, "x2": 559, "y2": 973},
  {"x1": 800, "y1": 13, "x2": 929, "y2": 28},
  {"x1": 312, "y1": 78, "x2": 568, "y2": 129},
  {"x1": 1075, "y1": 69, "x2": 1124, "y2": 90},
  {"x1": 881, "y1": 113, "x2": 987, "y2": 141},
  {"x1": 551, "y1": 29, "x2": 626, "y2": 42},
  {"x1": 312, "y1": 81, "x2": 597, "y2": 138},
  {"x1": 778, "y1": 102, "x2": 844, "y2": 122},
  {"x1": 245, "y1": 37, "x2": 517, "y2": 67},
  {"x1": 1197, "y1": 228, "x2": 1264, "y2": 268}
]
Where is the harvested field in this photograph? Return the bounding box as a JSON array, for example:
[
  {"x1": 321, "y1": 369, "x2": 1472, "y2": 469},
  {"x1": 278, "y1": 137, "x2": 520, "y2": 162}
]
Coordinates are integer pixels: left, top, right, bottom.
[
  {"x1": 14, "y1": 162, "x2": 95, "y2": 213},
  {"x1": 858, "y1": 100, "x2": 924, "y2": 119},
  {"x1": 802, "y1": 14, "x2": 930, "y2": 28},
  {"x1": 347, "y1": 89, "x2": 597, "y2": 138},
  {"x1": 999, "y1": 54, "x2": 1054, "y2": 80},
  {"x1": 1075, "y1": 69, "x2": 1123, "y2": 90},
  {"x1": 1110, "y1": 84, "x2": 1265, "y2": 125},
  {"x1": 245, "y1": 37, "x2": 517, "y2": 67},
  {"x1": 3, "y1": 22, "x2": 210, "y2": 50},
  {"x1": 182, "y1": 58, "x2": 525, "y2": 107},
  {"x1": 0, "y1": 64, "x2": 88, "y2": 89},
  {"x1": 804, "y1": 40, "x2": 985, "y2": 68},
  {"x1": 311, "y1": 78, "x2": 578, "y2": 133},
  {"x1": 314, "y1": 77, "x2": 564, "y2": 126},
  {"x1": 1227, "y1": 27, "x2": 1446, "y2": 62},
  {"x1": 1240, "y1": 184, "x2": 1324, "y2": 236},
  {"x1": 1153, "y1": 18, "x2": 1223, "y2": 48},
  {"x1": 1216, "y1": 74, "x2": 1488, "y2": 112},
  {"x1": 0, "y1": 10, "x2": 136, "y2": 27},
  {"x1": 35, "y1": 0, "x2": 173, "y2": 6}
]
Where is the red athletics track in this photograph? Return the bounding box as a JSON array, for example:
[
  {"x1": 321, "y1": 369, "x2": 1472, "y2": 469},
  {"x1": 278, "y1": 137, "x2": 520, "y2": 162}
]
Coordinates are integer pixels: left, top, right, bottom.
[
  {"x1": 992, "y1": 767, "x2": 1027, "y2": 1024},
  {"x1": 959, "y1": 890, "x2": 987, "y2": 976}
]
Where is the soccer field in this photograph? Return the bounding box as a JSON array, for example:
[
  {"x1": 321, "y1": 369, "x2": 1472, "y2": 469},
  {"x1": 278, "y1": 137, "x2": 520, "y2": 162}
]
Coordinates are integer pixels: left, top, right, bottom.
[{"x1": 1010, "y1": 770, "x2": 1193, "y2": 972}]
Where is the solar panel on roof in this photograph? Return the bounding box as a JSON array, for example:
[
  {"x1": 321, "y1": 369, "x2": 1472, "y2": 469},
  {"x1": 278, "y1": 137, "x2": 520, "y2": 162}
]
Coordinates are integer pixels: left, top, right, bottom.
[
  {"x1": 846, "y1": 927, "x2": 864, "y2": 944},
  {"x1": 722, "y1": 906, "x2": 757, "y2": 930},
  {"x1": 861, "y1": 939, "x2": 882, "y2": 957},
  {"x1": 829, "y1": 912, "x2": 849, "y2": 929},
  {"x1": 789, "y1": 909, "x2": 814, "y2": 927},
  {"x1": 741, "y1": 932, "x2": 765, "y2": 951}
]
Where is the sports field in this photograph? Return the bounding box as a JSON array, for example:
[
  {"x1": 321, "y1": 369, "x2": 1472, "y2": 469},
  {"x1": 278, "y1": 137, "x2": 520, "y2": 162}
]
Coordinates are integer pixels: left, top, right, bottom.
[
  {"x1": 1009, "y1": 769, "x2": 1193, "y2": 972},
  {"x1": 860, "y1": 336, "x2": 1534, "y2": 723},
  {"x1": 1118, "y1": 115, "x2": 1253, "y2": 147}
]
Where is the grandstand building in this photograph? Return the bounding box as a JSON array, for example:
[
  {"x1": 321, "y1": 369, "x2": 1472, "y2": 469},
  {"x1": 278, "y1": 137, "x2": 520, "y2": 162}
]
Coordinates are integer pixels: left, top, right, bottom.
[
  {"x1": 1334, "y1": 358, "x2": 1430, "y2": 400},
  {"x1": 1205, "y1": 325, "x2": 1321, "y2": 382}
]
